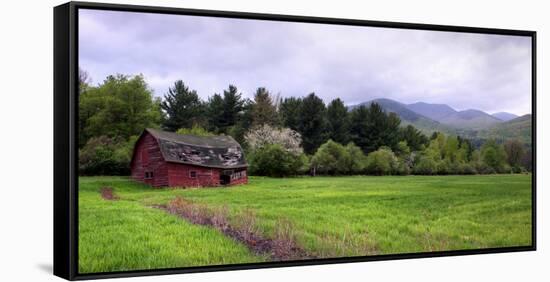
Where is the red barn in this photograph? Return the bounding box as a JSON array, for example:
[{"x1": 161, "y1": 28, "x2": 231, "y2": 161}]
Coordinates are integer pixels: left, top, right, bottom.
[{"x1": 130, "y1": 128, "x2": 248, "y2": 187}]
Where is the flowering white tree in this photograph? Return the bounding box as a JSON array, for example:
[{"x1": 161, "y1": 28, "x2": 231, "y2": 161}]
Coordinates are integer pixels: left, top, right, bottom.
[{"x1": 245, "y1": 124, "x2": 303, "y2": 155}]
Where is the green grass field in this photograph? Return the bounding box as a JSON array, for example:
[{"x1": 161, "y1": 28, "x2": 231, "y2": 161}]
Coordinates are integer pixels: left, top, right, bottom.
[{"x1": 78, "y1": 175, "x2": 532, "y2": 273}]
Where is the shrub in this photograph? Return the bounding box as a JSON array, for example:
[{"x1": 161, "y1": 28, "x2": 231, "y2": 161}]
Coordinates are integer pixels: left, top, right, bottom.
[
  {"x1": 481, "y1": 140, "x2": 508, "y2": 172},
  {"x1": 437, "y1": 159, "x2": 452, "y2": 175},
  {"x1": 311, "y1": 140, "x2": 350, "y2": 175},
  {"x1": 344, "y1": 142, "x2": 367, "y2": 174},
  {"x1": 248, "y1": 144, "x2": 308, "y2": 177},
  {"x1": 413, "y1": 155, "x2": 438, "y2": 175},
  {"x1": 365, "y1": 148, "x2": 397, "y2": 175},
  {"x1": 176, "y1": 125, "x2": 215, "y2": 137},
  {"x1": 394, "y1": 159, "x2": 411, "y2": 175},
  {"x1": 79, "y1": 135, "x2": 133, "y2": 175},
  {"x1": 458, "y1": 162, "x2": 477, "y2": 175}
]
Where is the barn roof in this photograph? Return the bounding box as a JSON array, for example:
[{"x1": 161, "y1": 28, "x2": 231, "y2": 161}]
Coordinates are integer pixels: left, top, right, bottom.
[{"x1": 144, "y1": 128, "x2": 247, "y2": 169}]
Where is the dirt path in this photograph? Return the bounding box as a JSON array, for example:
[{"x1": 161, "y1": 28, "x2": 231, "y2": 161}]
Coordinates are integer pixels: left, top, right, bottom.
[
  {"x1": 100, "y1": 187, "x2": 119, "y2": 200},
  {"x1": 152, "y1": 197, "x2": 315, "y2": 261}
]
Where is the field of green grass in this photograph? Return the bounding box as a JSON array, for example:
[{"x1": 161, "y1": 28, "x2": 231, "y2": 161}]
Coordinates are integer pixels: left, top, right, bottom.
[{"x1": 78, "y1": 175, "x2": 532, "y2": 273}]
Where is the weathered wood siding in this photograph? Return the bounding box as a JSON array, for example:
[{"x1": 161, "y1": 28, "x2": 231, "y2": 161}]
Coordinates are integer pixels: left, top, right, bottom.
[
  {"x1": 167, "y1": 163, "x2": 220, "y2": 187},
  {"x1": 130, "y1": 132, "x2": 169, "y2": 187}
]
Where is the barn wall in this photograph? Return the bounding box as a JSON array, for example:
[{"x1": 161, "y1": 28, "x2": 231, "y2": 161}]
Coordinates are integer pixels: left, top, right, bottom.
[
  {"x1": 167, "y1": 163, "x2": 221, "y2": 187},
  {"x1": 130, "y1": 133, "x2": 169, "y2": 187},
  {"x1": 166, "y1": 164, "x2": 248, "y2": 187},
  {"x1": 228, "y1": 168, "x2": 248, "y2": 185}
]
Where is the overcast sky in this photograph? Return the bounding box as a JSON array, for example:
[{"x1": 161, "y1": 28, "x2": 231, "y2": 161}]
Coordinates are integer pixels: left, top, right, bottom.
[{"x1": 79, "y1": 9, "x2": 532, "y2": 115}]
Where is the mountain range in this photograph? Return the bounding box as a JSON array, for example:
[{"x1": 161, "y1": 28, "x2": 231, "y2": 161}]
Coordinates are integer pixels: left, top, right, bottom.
[{"x1": 348, "y1": 98, "x2": 531, "y2": 144}]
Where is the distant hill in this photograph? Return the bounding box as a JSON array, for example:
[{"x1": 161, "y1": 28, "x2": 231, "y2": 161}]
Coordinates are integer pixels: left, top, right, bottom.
[
  {"x1": 348, "y1": 98, "x2": 530, "y2": 141},
  {"x1": 406, "y1": 102, "x2": 457, "y2": 121},
  {"x1": 405, "y1": 101, "x2": 502, "y2": 129},
  {"x1": 438, "y1": 109, "x2": 502, "y2": 130},
  {"x1": 492, "y1": 112, "x2": 519, "y2": 121},
  {"x1": 348, "y1": 98, "x2": 452, "y2": 134},
  {"x1": 478, "y1": 114, "x2": 532, "y2": 145}
]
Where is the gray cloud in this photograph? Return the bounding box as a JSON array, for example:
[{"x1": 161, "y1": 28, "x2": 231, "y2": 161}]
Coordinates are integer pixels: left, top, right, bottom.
[{"x1": 79, "y1": 9, "x2": 532, "y2": 115}]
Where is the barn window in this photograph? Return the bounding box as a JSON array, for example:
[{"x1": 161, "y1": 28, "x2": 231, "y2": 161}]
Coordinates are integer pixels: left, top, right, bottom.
[
  {"x1": 189, "y1": 171, "x2": 197, "y2": 178},
  {"x1": 144, "y1": 171, "x2": 153, "y2": 179}
]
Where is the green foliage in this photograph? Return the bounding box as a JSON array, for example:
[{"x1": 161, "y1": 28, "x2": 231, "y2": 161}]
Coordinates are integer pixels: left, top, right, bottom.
[
  {"x1": 310, "y1": 140, "x2": 369, "y2": 175},
  {"x1": 326, "y1": 98, "x2": 350, "y2": 144},
  {"x1": 399, "y1": 125, "x2": 428, "y2": 151},
  {"x1": 349, "y1": 105, "x2": 370, "y2": 154},
  {"x1": 477, "y1": 114, "x2": 532, "y2": 146},
  {"x1": 176, "y1": 125, "x2": 215, "y2": 137},
  {"x1": 298, "y1": 93, "x2": 328, "y2": 154},
  {"x1": 78, "y1": 74, "x2": 162, "y2": 148},
  {"x1": 221, "y1": 85, "x2": 245, "y2": 131},
  {"x1": 444, "y1": 136, "x2": 460, "y2": 162},
  {"x1": 349, "y1": 103, "x2": 401, "y2": 154},
  {"x1": 161, "y1": 80, "x2": 206, "y2": 131},
  {"x1": 206, "y1": 93, "x2": 226, "y2": 132},
  {"x1": 481, "y1": 139, "x2": 509, "y2": 173},
  {"x1": 394, "y1": 141, "x2": 412, "y2": 175},
  {"x1": 504, "y1": 139, "x2": 525, "y2": 169},
  {"x1": 77, "y1": 72, "x2": 531, "y2": 176},
  {"x1": 248, "y1": 144, "x2": 309, "y2": 177},
  {"x1": 228, "y1": 99, "x2": 253, "y2": 148},
  {"x1": 344, "y1": 142, "x2": 367, "y2": 174},
  {"x1": 279, "y1": 97, "x2": 302, "y2": 131},
  {"x1": 251, "y1": 87, "x2": 279, "y2": 127},
  {"x1": 365, "y1": 147, "x2": 397, "y2": 175},
  {"x1": 395, "y1": 141, "x2": 411, "y2": 158},
  {"x1": 79, "y1": 135, "x2": 137, "y2": 175},
  {"x1": 413, "y1": 155, "x2": 438, "y2": 175},
  {"x1": 311, "y1": 140, "x2": 350, "y2": 175}
]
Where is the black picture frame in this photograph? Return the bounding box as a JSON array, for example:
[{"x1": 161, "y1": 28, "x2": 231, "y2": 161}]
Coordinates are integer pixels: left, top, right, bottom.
[{"x1": 54, "y1": 1, "x2": 537, "y2": 280}]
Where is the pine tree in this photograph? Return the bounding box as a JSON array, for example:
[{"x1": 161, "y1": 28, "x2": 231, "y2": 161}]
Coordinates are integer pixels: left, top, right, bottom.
[
  {"x1": 279, "y1": 97, "x2": 302, "y2": 131},
  {"x1": 298, "y1": 93, "x2": 327, "y2": 154},
  {"x1": 251, "y1": 87, "x2": 278, "y2": 127},
  {"x1": 326, "y1": 98, "x2": 350, "y2": 144},
  {"x1": 221, "y1": 85, "x2": 244, "y2": 130},
  {"x1": 161, "y1": 80, "x2": 205, "y2": 131}
]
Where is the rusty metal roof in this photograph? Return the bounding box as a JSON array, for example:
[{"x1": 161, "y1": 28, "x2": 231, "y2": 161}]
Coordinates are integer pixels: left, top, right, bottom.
[{"x1": 145, "y1": 128, "x2": 248, "y2": 169}]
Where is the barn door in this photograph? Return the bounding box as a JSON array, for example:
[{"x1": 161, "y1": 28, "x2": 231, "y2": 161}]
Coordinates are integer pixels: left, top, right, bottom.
[{"x1": 220, "y1": 174, "x2": 231, "y2": 185}]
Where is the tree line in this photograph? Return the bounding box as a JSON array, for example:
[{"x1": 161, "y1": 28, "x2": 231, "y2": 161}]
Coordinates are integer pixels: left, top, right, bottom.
[{"x1": 78, "y1": 72, "x2": 532, "y2": 176}]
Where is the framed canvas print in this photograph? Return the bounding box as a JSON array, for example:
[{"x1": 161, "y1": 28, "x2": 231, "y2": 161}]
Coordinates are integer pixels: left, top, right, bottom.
[{"x1": 54, "y1": 1, "x2": 536, "y2": 280}]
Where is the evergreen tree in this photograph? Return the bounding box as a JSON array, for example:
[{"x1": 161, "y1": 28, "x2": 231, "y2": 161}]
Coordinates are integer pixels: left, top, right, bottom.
[
  {"x1": 326, "y1": 98, "x2": 350, "y2": 144},
  {"x1": 298, "y1": 93, "x2": 327, "y2": 154},
  {"x1": 221, "y1": 85, "x2": 245, "y2": 130},
  {"x1": 399, "y1": 125, "x2": 428, "y2": 151},
  {"x1": 206, "y1": 94, "x2": 225, "y2": 133},
  {"x1": 349, "y1": 103, "x2": 401, "y2": 154},
  {"x1": 230, "y1": 98, "x2": 254, "y2": 146},
  {"x1": 251, "y1": 87, "x2": 278, "y2": 127},
  {"x1": 349, "y1": 105, "x2": 370, "y2": 154},
  {"x1": 160, "y1": 80, "x2": 205, "y2": 131},
  {"x1": 206, "y1": 85, "x2": 245, "y2": 134},
  {"x1": 279, "y1": 97, "x2": 302, "y2": 131}
]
